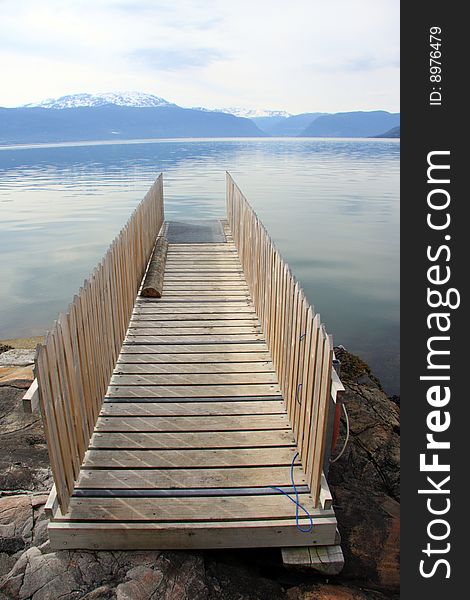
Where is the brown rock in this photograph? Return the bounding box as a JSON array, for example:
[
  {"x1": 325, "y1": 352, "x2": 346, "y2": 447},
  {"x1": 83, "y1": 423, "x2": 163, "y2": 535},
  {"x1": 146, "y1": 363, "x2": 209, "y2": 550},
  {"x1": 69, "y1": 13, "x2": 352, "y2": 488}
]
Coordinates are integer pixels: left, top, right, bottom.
[
  {"x1": 0, "y1": 386, "x2": 51, "y2": 492},
  {"x1": 0, "y1": 366, "x2": 34, "y2": 389},
  {"x1": 328, "y1": 351, "x2": 400, "y2": 593},
  {"x1": 0, "y1": 496, "x2": 33, "y2": 553},
  {"x1": 0, "y1": 552, "x2": 16, "y2": 579},
  {"x1": 116, "y1": 565, "x2": 164, "y2": 600},
  {"x1": 287, "y1": 583, "x2": 392, "y2": 599}
]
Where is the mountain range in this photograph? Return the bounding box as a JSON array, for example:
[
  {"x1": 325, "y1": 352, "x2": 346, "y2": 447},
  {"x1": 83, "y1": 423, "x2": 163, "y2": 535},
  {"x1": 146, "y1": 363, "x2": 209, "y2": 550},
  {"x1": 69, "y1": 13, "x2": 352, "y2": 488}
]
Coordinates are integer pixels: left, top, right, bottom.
[{"x1": 0, "y1": 92, "x2": 400, "y2": 144}]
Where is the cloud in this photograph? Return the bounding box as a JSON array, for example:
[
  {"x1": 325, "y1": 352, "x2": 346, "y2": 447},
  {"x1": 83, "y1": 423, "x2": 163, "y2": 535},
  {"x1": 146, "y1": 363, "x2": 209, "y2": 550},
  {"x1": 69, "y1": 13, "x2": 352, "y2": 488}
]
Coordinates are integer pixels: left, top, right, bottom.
[
  {"x1": 131, "y1": 47, "x2": 226, "y2": 71},
  {"x1": 0, "y1": 0, "x2": 399, "y2": 112}
]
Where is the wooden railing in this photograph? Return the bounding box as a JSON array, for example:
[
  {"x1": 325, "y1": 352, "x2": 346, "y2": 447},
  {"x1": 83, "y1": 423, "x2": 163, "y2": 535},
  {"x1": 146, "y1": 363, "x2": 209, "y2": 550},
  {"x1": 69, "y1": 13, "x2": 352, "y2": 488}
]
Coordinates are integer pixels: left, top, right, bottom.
[
  {"x1": 226, "y1": 173, "x2": 333, "y2": 506},
  {"x1": 35, "y1": 175, "x2": 164, "y2": 512}
]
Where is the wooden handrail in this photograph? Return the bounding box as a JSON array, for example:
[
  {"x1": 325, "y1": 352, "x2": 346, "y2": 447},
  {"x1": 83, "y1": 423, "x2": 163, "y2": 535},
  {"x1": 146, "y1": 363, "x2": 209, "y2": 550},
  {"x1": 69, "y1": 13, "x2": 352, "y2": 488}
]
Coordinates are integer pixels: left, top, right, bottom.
[
  {"x1": 36, "y1": 174, "x2": 164, "y2": 512},
  {"x1": 226, "y1": 172, "x2": 333, "y2": 506}
]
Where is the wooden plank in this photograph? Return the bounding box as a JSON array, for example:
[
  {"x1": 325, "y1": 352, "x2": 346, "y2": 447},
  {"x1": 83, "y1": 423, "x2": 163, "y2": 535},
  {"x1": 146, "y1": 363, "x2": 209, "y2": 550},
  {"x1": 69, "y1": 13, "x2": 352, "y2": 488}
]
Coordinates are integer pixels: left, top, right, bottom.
[
  {"x1": 299, "y1": 313, "x2": 320, "y2": 462},
  {"x1": 141, "y1": 236, "x2": 168, "y2": 298},
  {"x1": 282, "y1": 545, "x2": 344, "y2": 575},
  {"x1": 83, "y1": 447, "x2": 296, "y2": 469},
  {"x1": 156, "y1": 291, "x2": 249, "y2": 297},
  {"x1": 124, "y1": 334, "x2": 264, "y2": 344},
  {"x1": 22, "y1": 379, "x2": 39, "y2": 413},
  {"x1": 305, "y1": 327, "x2": 326, "y2": 489},
  {"x1": 77, "y1": 465, "x2": 305, "y2": 489},
  {"x1": 310, "y1": 333, "x2": 333, "y2": 504},
  {"x1": 91, "y1": 429, "x2": 296, "y2": 449},
  {"x1": 163, "y1": 275, "x2": 246, "y2": 281},
  {"x1": 166, "y1": 249, "x2": 236, "y2": 254},
  {"x1": 114, "y1": 362, "x2": 274, "y2": 374},
  {"x1": 163, "y1": 284, "x2": 249, "y2": 291},
  {"x1": 126, "y1": 327, "x2": 260, "y2": 336},
  {"x1": 110, "y1": 372, "x2": 278, "y2": 385},
  {"x1": 48, "y1": 517, "x2": 338, "y2": 550},
  {"x1": 56, "y1": 314, "x2": 88, "y2": 460},
  {"x1": 130, "y1": 317, "x2": 259, "y2": 326},
  {"x1": 165, "y1": 259, "x2": 241, "y2": 264},
  {"x1": 47, "y1": 330, "x2": 80, "y2": 481},
  {"x1": 163, "y1": 268, "x2": 244, "y2": 273},
  {"x1": 133, "y1": 306, "x2": 256, "y2": 315},
  {"x1": 134, "y1": 301, "x2": 255, "y2": 309},
  {"x1": 121, "y1": 343, "x2": 268, "y2": 354},
  {"x1": 107, "y1": 383, "x2": 281, "y2": 398},
  {"x1": 101, "y1": 400, "x2": 286, "y2": 417},
  {"x1": 36, "y1": 345, "x2": 71, "y2": 511},
  {"x1": 96, "y1": 414, "x2": 289, "y2": 432},
  {"x1": 57, "y1": 492, "x2": 318, "y2": 521},
  {"x1": 45, "y1": 484, "x2": 59, "y2": 519},
  {"x1": 84, "y1": 446, "x2": 298, "y2": 469},
  {"x1": 117, "y1": 352, "x2": 272, "y2": 363},
  {"x1": 319, "y1": 473, "x2": 333, "y2": 510}
]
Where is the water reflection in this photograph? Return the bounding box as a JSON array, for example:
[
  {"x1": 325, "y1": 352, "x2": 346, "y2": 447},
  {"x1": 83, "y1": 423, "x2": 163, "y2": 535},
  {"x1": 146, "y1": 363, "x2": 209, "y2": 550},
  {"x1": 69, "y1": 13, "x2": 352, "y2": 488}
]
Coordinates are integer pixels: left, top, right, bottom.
[{"x1": 0, "y1": 138, "x2": 399, "y2": 393}]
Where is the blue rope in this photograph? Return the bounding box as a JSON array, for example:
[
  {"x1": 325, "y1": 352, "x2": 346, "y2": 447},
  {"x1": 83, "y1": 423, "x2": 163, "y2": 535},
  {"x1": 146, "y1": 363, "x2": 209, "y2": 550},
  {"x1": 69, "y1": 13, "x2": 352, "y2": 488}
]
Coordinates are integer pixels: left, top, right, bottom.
[
  {"x1": 270, "y1": 451, "x2": 313, "y2": 533},
  {"x1": 295, "y1": 382, "x2": 303, "y2": 404}
]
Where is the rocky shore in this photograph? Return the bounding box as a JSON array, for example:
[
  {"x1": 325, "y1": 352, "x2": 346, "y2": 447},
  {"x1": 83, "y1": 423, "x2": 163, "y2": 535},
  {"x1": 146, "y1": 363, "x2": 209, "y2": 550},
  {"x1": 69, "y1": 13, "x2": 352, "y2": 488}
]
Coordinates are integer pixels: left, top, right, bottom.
[{"x1": 0, "y1": 342, "x2": 399, "y2": 599}]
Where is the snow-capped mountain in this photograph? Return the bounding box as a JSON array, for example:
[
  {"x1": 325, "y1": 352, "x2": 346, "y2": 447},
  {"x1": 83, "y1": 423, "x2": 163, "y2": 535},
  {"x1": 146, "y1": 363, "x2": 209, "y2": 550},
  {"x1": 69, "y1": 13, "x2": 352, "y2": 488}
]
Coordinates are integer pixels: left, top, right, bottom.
[
  {"x1": 192, "y1": 106, "x2": 291, "y2": 119},
  {"x1": 23, "y1": 92, "x2": 173, "y2": 109},
  {"x1": 218, "y1": 107, "x2": 291, "y2": 118}
]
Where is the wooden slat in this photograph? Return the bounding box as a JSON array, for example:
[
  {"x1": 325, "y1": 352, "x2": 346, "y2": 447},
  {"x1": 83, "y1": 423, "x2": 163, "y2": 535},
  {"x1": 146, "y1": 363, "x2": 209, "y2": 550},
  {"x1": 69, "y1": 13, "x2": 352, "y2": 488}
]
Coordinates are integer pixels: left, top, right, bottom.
[
  {"x1": 126, "y1": 327, "x2": 260, "y2": 336},
  {"x1": 91, "y1": 430, "x2": 296, "y2": 449},
  {"x1": 36, "y1": 175, "x2": 165, "y2": 512},
  {"x1": 101, "y1": 400, "x2": 285, "y2": 417},
  {"x1": 117, "y1": 352, "x2": 272, "y2": 363},
  {"x1": 120, "y1": 343, "x2": 269, "y2": 353},
  {"x1": 226, "y1": 173, "x2": 339, "y2": 508},
  {"x1": 48, "y1": 518, "x2": 338, "y2": 550},
  {"x1": 124, "y1": 334, "x2": 264, "y2": 344},
  {"x1": 114, "y1": 362, "x2": 274, "y2": 374},
  {"x1": 134, "y1": 301, "x2": 255, "y2": 309},
  {"x1": 77, "y1": 465, "x2": 305, "y2": 489},
  {"x1": 84, "y1": 446, "x2": 297, "y2": 469},
  {"x1": 130, "y1": 318, "x2": 259, "y2": 326},
  {"x1": 56, "y1": 493, "x2": 318, "y2": 522},
  {"x1": 41, "y1": 173, "x2": 340, "y2": 546},
  {"x1": 110, "y1": 372, "x2": 278, "y2": 385},
  {"x1": 96, "y1": 414, "x2": 289, "y2": 432},
  {"x1": 107, "y1": 383, "x2": 282, "y2": 398}
]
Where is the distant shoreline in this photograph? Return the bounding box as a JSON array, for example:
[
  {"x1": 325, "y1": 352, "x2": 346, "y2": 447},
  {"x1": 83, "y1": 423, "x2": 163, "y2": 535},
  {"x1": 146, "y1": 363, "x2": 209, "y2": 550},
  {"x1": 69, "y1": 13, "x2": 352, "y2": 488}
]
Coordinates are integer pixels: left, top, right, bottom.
[
  {"x1": 0, "y1": 136, "x2": 400, "y2": 151},
  {"x1": 0, "y1": 336, "x2": 44, "y2": 350}
]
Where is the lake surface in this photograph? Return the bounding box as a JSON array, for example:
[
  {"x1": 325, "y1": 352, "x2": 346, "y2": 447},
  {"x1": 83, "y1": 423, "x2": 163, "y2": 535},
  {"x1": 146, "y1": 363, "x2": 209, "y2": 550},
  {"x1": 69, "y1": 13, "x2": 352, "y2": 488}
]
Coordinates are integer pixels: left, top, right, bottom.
[{"x1": 0, "y1": 138, "x2": 399, "y2": 393}]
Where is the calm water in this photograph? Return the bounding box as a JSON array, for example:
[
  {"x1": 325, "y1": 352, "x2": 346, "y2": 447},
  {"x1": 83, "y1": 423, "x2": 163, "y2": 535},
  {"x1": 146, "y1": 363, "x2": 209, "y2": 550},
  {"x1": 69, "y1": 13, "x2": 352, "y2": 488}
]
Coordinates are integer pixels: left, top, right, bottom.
[{"x1": 0, "y1": 138, "x2": 399, "y2": 393}]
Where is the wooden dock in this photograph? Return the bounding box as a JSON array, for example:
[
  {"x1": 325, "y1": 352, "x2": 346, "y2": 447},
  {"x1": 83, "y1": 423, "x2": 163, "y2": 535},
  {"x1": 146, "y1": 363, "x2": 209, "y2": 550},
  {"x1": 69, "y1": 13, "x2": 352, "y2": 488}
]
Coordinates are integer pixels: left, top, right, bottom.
[{"x1": 36, "y1": 174, "x2": 341, "y2": 557}]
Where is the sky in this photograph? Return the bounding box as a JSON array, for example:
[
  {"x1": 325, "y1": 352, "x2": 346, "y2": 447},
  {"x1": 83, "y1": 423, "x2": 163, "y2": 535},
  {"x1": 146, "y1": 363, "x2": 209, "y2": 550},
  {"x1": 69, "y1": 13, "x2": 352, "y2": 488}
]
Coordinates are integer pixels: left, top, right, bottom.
[{"x1": 0, "y1": 0, "x2": 400, "y2": 113}]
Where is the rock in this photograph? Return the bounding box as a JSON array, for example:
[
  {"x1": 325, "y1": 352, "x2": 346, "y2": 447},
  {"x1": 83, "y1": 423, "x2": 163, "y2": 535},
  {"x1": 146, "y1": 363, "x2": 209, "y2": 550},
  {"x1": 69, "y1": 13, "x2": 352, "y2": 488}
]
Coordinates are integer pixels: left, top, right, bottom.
[
  {"x1": 329, "y1": 349, "x2": 400, "y2": 593},
  {"x1": 19, "y1": 548, "x2": 81, "y2": 600},
  {"x1": 116, "y1": 565, "x2": 164, "y2": 600},
  {"x1": 287, "y1": 583, "x2": 394, "y2": 599},
  {"x1": 0, "y1": 366, "x2": 34, "y2": 389},
  {"x1": 0, "y1": 386, "x2": 50, "y2": 492},
  {"x1": 0, "y1": 496, "x2": 33, "y2": 554},
  {"x1": 0, "y1": 350, "x2": 36, "y2": 368},
  {"x1": 0, "y1": 346, "x2": 400, "y2": 598},
  {"x1": 0, "y1": 552, "x2": 15, "y2": 579},
  {"x1": 81, "y1": 585, "x2": 115, "y2": 599},
  {"x1": 205, "y1": 559, "x2": 285, "y2": 599}
]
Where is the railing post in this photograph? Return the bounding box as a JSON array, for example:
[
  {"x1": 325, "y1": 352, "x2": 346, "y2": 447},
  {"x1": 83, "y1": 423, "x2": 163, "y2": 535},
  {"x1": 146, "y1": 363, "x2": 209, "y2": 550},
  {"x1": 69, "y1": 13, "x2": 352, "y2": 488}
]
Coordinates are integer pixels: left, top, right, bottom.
[
  {"x1": 36, "y1": 174, "x2": 165, "y2": 513},
  {"x1": 225, "y1": 172, "x2": 341, "y2": 506}
]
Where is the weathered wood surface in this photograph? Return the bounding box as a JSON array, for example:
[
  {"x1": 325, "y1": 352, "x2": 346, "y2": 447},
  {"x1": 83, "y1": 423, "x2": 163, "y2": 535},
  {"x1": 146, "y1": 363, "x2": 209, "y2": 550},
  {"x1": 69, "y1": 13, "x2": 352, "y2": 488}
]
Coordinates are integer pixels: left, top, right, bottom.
[
  {"x1": 40, "y1": 176, "x2": 338, "y2": 551},
  {"x1": 36, "y1": 175, "x2": 164, "y2": 512},
  {"x1": 141, "y1": 236, "x2": 168, "y2": 298},
  {"x1": 226, "y1": 173, "x2": 334, "y2": 504}
]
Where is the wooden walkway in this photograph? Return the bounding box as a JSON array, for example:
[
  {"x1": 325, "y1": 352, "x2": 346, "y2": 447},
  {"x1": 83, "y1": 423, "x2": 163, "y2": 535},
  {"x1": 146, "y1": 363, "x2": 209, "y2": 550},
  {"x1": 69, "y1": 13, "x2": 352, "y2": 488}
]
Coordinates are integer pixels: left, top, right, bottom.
[{"x1": 48, "y1": 221, "x2": 337, "y2": 549}]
